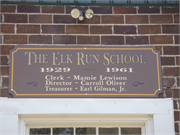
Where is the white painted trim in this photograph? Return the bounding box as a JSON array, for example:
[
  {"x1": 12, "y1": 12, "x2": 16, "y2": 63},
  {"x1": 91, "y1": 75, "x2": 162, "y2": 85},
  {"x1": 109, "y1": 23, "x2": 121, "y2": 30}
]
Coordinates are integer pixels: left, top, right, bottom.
[{"x1": 0, "y1": 98, "x2": 174, "y2": 135}]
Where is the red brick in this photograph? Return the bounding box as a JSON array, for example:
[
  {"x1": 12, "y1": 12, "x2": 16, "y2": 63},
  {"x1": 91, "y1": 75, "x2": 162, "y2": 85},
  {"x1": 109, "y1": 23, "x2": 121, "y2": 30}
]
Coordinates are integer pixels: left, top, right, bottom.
[
  {"x1": 0, "y1": 35, "x2": 2, "y2": 44},
  {"x1": 174, "y1": 15, "x2": 179, "y2": 23},
  {"x1": 138, "y1": 6, "x2": 160, "y2": 14},
  {"x1": 163, "y1": 67, "x2": 180, "y2": 76},
  {"x1": 1, "y1": 45, "x2": 15, "y2": 55},
  {"x1": 150, "y1": 15, "x2": 173, "y2": 23},
  {"x1": 174, "y1": 89, "x2": 180, "y2": 99},
  {"x1": 162, "y1": 25, "x2": 179, "y2": 34},
  {"x1": 161, "y1": 57, "x2": 175, "y2": 65},
  {"x1": 162, "y1": 78, "x2": 175, "y2": 87},
  {"x1": 114, "y1": 6, "x2": 136, "y2": 14},
  {"x1": 53, "y1": 35, "x2": 76, "y2": 44},
  {"x1": 90, "y1": 6, "x2": 112, "y2": 14},
  {"x1": 101, "y1": 36, "x2": 124, "y2": 45},
  {"x1": 176, "y1": 56, "x2": 180, "y2": 65},
  {"x1": 90, "y1": 26, "x2": 112, "y2": 34},
  {"x1": 4, "y1": 14, "x2": 27, "y2": 23},
  {"x1": 150, "y1": 35, "x2": 173, "y2": 44},
  {"x1": 42, "y1": 25, "x2": 65, "y2": 34},
  {"x1": 0, "y1": 67, "x2": 9, "y2": 76},
  {"x1": 102, "y1": 15, "x2": 124, "y2": 24},
  {"x1": 126, "y1": 15, "x2": 148, "y2": 24},
  {"x1": 78, "y1": 15, "x2": 100, "y2": 24},
  {"x1": 17, "y1": 25, "x2": 40, "y2": 34},
  {"x1": 1, "y1": 89, "x2": 13, "y2": 98},
  {"x1": 175, "y1": 123, "x2": 179, "y2": 133},
  {"x1": 126, "y1": 36, "x2": 148, "y2": 45},
  {"x1": 174, "y1": 111, "x2": 180, "y2": 121},
  {"x1": 175, "y1": 35, "x2": 179, "y2": 44},
  {"x1": 2, "y1": 77, "x2": 9, "y2": 87},
  {"x1": 54, "y1": 15, "x2": 76, "y2": 24},
  {"x1": 177, "y1": 77, "x2": 180, "y2": 87},
  {"x1": 66, "y1": 25, "x2": 88, "y2": 34},
  {"x1": 158, "y1": 93, "x2": 163, "y2": 98},
  {"x1": 42, "y1": 5, "x2": 64, "y2": 13},
  {"x1": 66, "y1": 6, "x2": 88, "y2": 14},
  {"x1": 77, "y1": 36, "x2": 100, "y2": 44},
  {"x1": 4, "y1": 35, "x2": 27, "y2": 44},
  {"x1": 114, "y1": 25, "x2": 136, "y2": 34},
  {"x1": 138, "y1": 25, "x2": 161, "y2": 34},
  {"x1": 1, "y1": 5, "x2": 16, "y2": 13},
  {"x1": 1, "y1": 24, "x2": 15, "y2": 33},
  {"x1": 29, "y1": 35, "x2": 52, "y2": 44},
  {"x1": 174, "y1": 100, "x2": 178, "y2": 109},
  {"x1": 29, "y1": 15, "x2": 52, "y2": 23},
  {"x1": 18, "y1": 5, "x2": 40, "y2": 13},
  {"x1": 162, "y1": 7, "x2": 179, "y2": 14},
  {"x1": 163, "y1": 46, "x2": 179, "y2": 55},
  {"x1": 155, "y1": 46, "x2": 162, "y2": 55},
  {"x1": 0, "y1": 14, "x2": 2, "y2": 23},
  {"x1": 0, "y1": 56, "x2": 8, "y2": 65},
  {"x1": 164, "y1": 88, "x2": 173, "y2": 98}
]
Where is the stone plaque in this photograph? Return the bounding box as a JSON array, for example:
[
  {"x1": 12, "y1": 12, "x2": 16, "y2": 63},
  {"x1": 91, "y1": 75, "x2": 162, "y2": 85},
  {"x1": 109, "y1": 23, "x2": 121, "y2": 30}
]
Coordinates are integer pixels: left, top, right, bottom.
[{"x1": 9, "y1": 46, "x2": 162, "y2": 98}]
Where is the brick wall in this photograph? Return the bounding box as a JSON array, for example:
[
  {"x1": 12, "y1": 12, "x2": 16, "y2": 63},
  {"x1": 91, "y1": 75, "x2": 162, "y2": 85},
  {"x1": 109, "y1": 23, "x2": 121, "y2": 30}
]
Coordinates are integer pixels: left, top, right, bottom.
[{"x1": 0, "y1": 4, "x2": 180, "y2": 133}]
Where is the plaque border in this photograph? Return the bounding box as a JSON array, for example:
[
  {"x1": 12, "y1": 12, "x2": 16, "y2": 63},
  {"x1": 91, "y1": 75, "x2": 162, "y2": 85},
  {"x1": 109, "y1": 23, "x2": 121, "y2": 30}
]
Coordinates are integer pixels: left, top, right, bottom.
[{"x1": 10, "y1": 47, "x2": 161, "y2": 97}]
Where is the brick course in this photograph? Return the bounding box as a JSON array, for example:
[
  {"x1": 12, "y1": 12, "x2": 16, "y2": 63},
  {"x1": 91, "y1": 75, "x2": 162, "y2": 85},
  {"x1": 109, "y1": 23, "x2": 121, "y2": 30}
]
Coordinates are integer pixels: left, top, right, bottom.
[
  {"x1": 150, "y1": 35, "x2": 173, "y2": 44},
  {"x1": 138, "y1": 25, "x2": 161, "y2": 34},
  {"x1": 77, "y1": 15, "x2": 100, "y2": 24},
  {"x1": 1, "y1": 45, "x2": 15, "y2": 55},
  {"x1": 90, "y1": 6, "x2": 112, "y2": 14},
  {"x1": 126, "y1": 36, "x2": 149, "y2": 45},
  {"x1": 54, "y1": 15, "x2": 76, "y2": 24},
  {"x1": 42, "y1": 5, "x2": 64, "y2": 13},
  {"x1": 29, "y1": 15, "x2": 52, "y2": 23},
  {"x1": 54, "y1": 35, "x2": 76, "y2": 44},
  {"x1": 0, "y1": 67, "x2": 9, "y2": 76},
  {"x1": 0, "y1": 56, "x2": 8, "y2": 65},
  {"x1": 162, "y1": 78, "x2": 175, "y2": 88},
  {"x1": 66, "y1": 25, "x2": 89, "y2": 34},
  {"x1": 17, "y1": 25, "x2": 40, "y2": 34},
  {"x1": 4, "y1": 35, "x2": 27, "y2": 44},
  {"x1": 4, "y1": 14, "x2": 27, "y2": 23},
  {"x1": 162, "y1": 7, "x2": 179, "y2": 14},
  {"x1": 1, "y1": 89, "x2": 13, "y2": 98},
  {"x1": 90, "y1": 26, "x2": 112, "y2": 34},
  {"x1": 150, "y1": 15, "x2": 173, "y2": 23},
  {"x1": 17, "y1": 5, "x2": 40, "y2": 13},
  {"x1": 114, "y1": 26, "x2": 136, "y2": 34},
  {"x1": 101, "y1": 36, "x2": 124, "y2": 45},
  {"x1": 162, "y1": 25, "x2": 179, "y2": 34},
  {"x1": 114, "y1": 6, "x2": 136, "y2": 14},
  {"x1": 174, "y1": 15, "x2": 179, "y2": 23},
  {"x1": 29, "y1": 35, "x2": 52, "y2": 44},
  {"x1": 138, "y1": 6, "x2": 160, "y2": 14},
  {"x1": 161, "y1": 57, "x2": 175, "y2": 65},
  {"x1": 42, "y1": 25, "x2": 65, "y2": 34},
  {"x1": 1, "y1": 5, "x2": 16, "y2": 13},
  {"x1": 77, "y1": 36, "x2": 100, "y2": 44},
  {"x1": 163, "y1": 67, "x2": 179, "y2": 76},
  {"x1": 102, "y1": 15, "x2": 124, "y2": 24},
  {"x1": 1, "y1": 24, "x2": 15, "y2": 33},
  {"x1": 126, "y1": 15, "x2": 148, "y2": 24},
  {"x1": 164, "y1": 46, "x2": 179, "y2": 55}
]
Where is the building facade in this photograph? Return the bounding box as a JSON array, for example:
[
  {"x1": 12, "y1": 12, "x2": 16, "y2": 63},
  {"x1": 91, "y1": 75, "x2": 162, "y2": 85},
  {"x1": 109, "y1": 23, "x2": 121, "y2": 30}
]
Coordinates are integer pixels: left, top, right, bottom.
[{"x1": 0, "y1": 2, "x2": 179, "y2": 135}]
